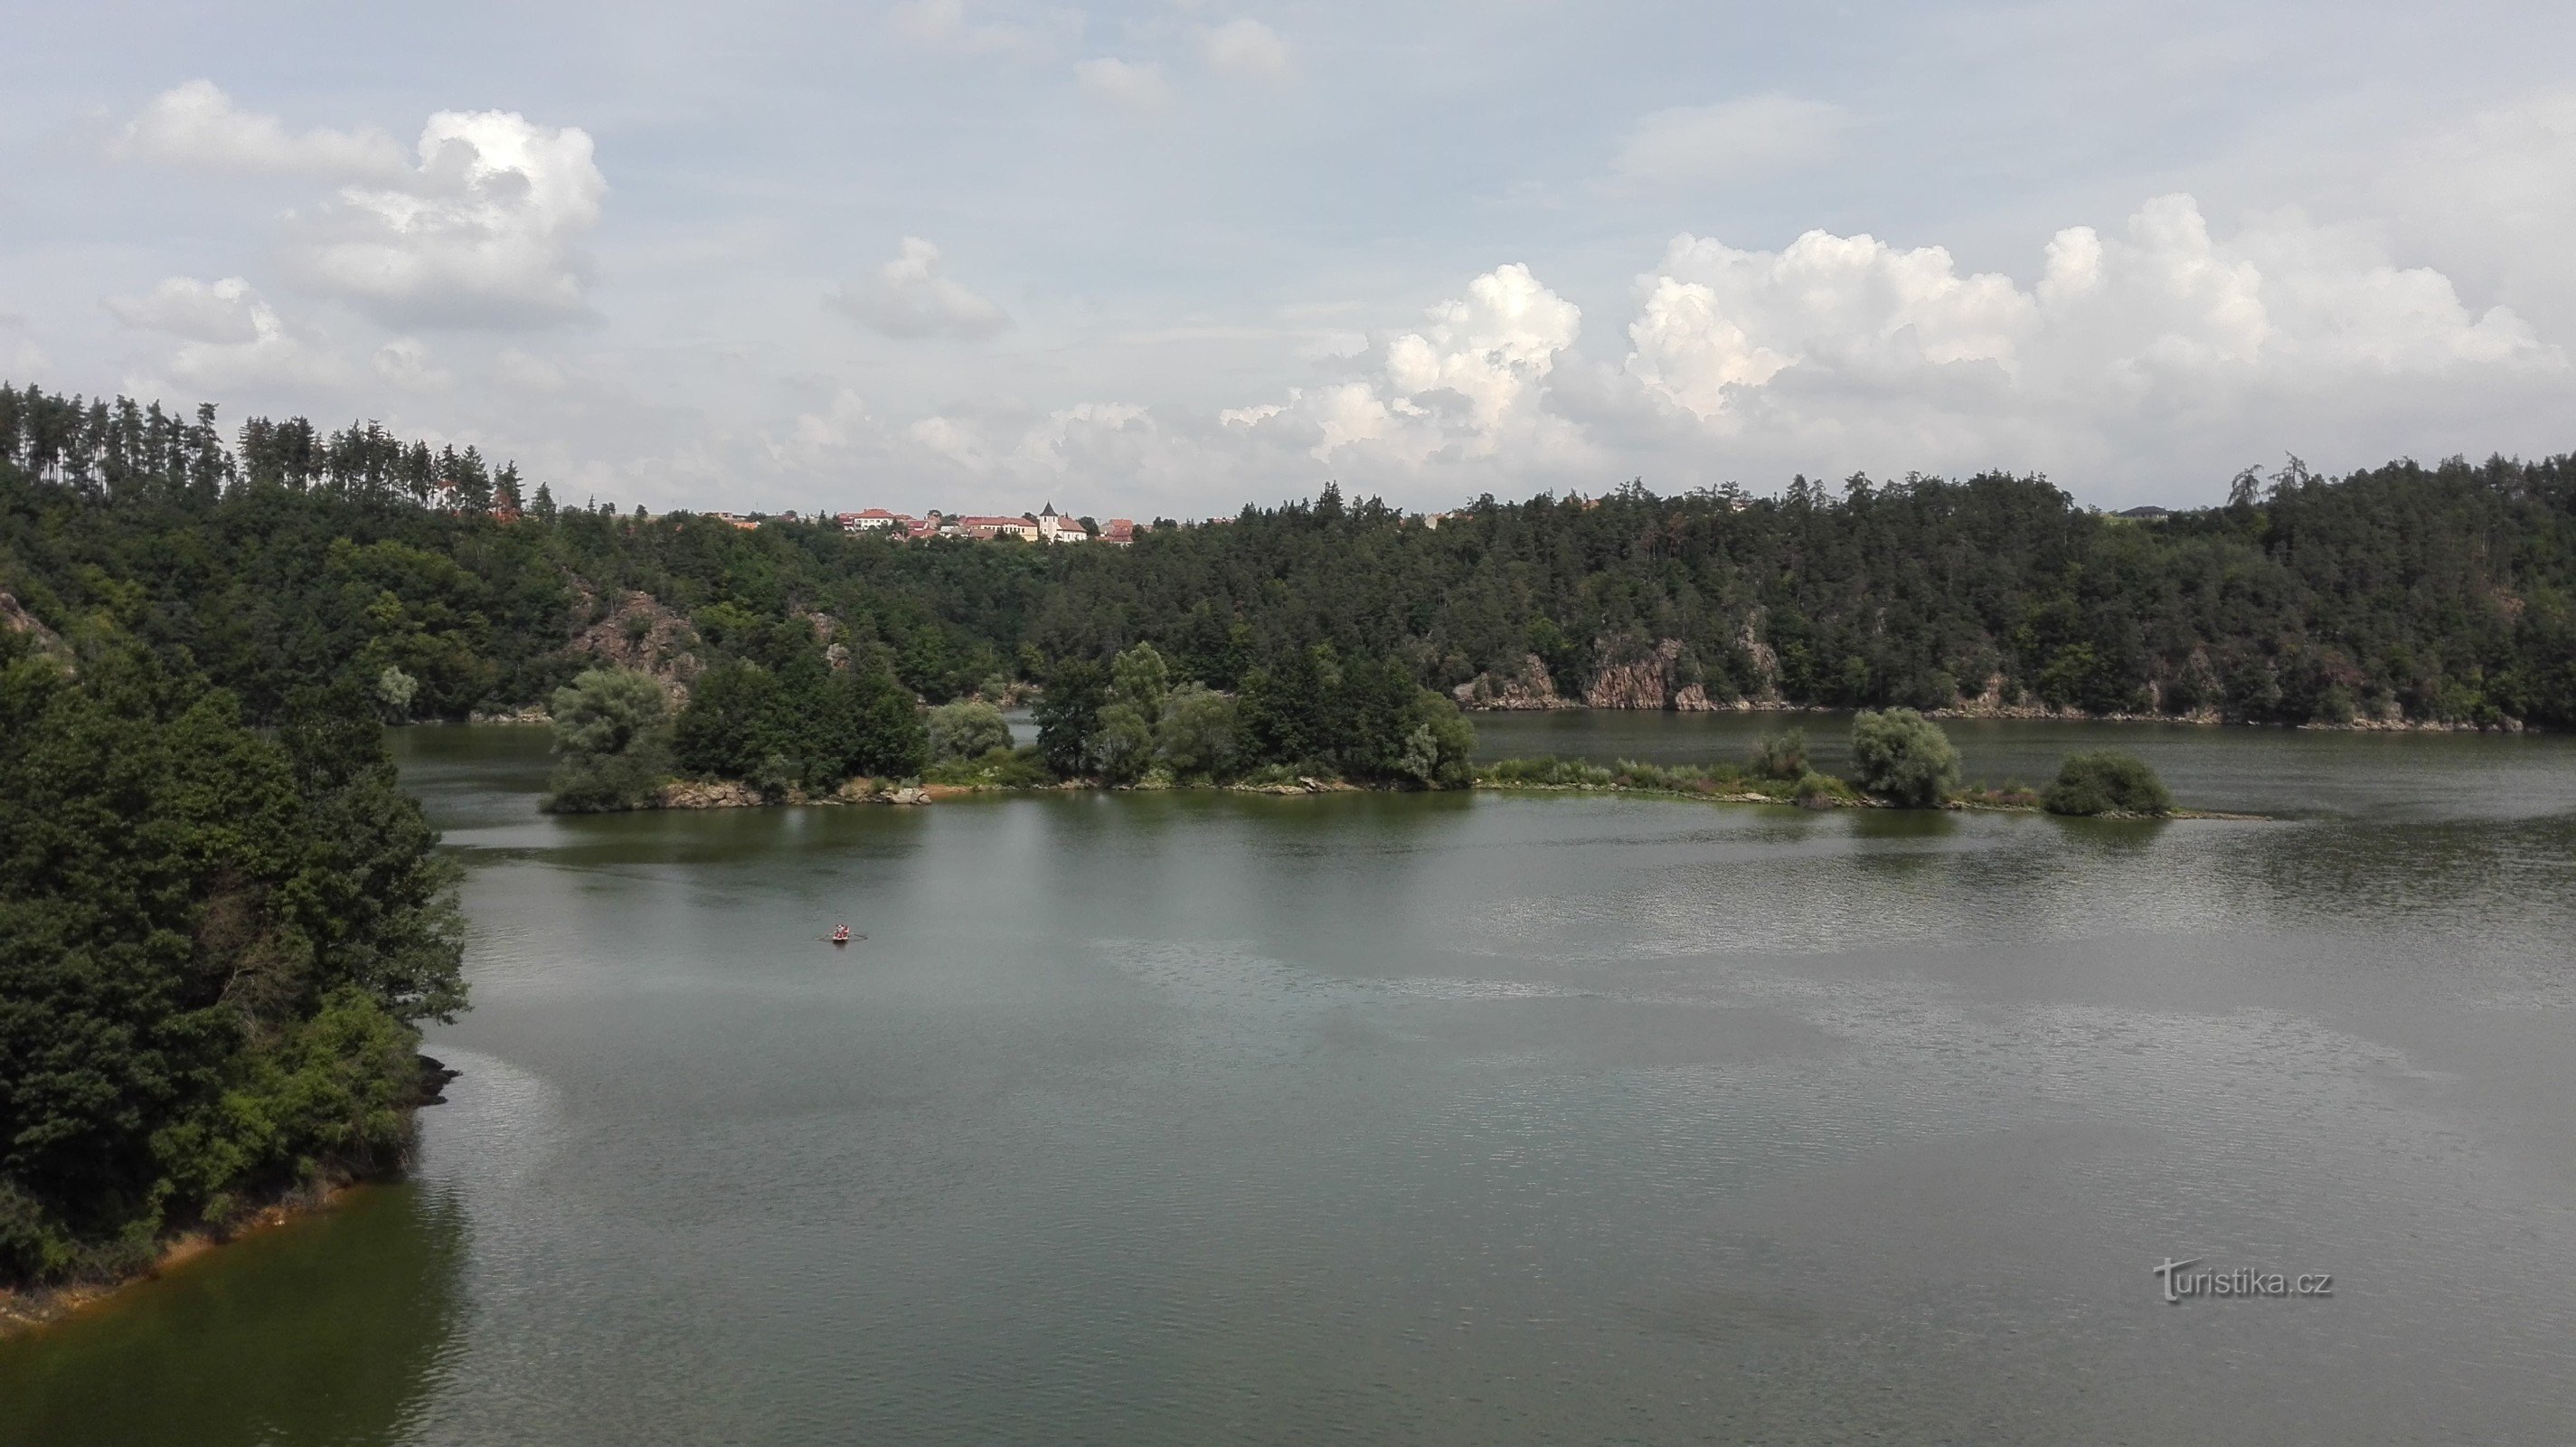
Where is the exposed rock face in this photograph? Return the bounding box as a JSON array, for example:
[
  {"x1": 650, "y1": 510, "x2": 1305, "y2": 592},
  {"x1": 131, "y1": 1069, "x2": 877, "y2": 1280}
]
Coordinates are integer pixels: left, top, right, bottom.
[
  {"x1": 0, "y1": 591, "x2": 70, "y2": 666},
  {"x1": 1452, "y1": 653, "x2": 1575, "y2": 711},
  {"x1": 569, "y1": 588, "x2": 703, "y2": 704},
  {"x1": 659, "y1": 779, "x2": 762, "y2": 809},
  {"x1": 1735, "y1": 616, "x2": 1780, "y2": 702},
  {"x1": 1582, "y1": 638, "x2": 1715, "y2": 711}
]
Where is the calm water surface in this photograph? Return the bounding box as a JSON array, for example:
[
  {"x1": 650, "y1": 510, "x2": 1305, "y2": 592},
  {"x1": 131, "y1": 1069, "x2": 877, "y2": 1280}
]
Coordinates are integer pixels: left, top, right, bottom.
[{"x1": 6, "y1": 718, "x2": 2576, "y2": 1444}]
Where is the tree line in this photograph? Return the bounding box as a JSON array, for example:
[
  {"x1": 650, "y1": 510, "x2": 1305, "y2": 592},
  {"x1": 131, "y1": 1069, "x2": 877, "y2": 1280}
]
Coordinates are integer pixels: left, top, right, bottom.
[{"x1": 4, "y1": 381, "x2": 2571, "y2": 735}]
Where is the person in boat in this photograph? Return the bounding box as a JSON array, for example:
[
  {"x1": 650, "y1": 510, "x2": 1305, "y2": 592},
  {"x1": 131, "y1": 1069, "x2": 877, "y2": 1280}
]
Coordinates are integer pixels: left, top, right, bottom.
[{"x1": 831, "y1": 924, "x2": 851, "y2": 944}]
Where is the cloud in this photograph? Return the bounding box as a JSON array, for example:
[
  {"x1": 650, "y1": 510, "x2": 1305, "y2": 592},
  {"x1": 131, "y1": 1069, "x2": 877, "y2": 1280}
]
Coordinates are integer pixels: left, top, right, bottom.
[
  {"x1": 892, "y1": 0, "x2": 1033, "y2": 54},
  {"x1": 105, "y1": 275, "x2": 265, "y2": 343},
  {"x1": 1611, "y1": 95, "x2": 1849, "y2": 188},
  {"x1": 2376, "y1": 92, "x2": 2576, "y2": 336},
  {"x1": 108, "y1": 80, "x2": 409, "y2": 180},
  {"x1": 1202, "y1": 19, "x2": 1292, "y2": 81},
  {"x1": 283, "y1": 109, "x2": 607, "y2": 327},
  {"x1": 1614, "y1": 194, "x2": 2566, "y2": 487},
  {"x1": 827, "y1": 237, "x2": 1011, "y2": 338},
  {"x1": 372, "y1": 337, "x2": 452, "y2": 391},
  {"x1": 1076, "y1": 58, "x2": 1172, "y2": 113},
  {"x1": 495, "y1": 348, "x2": 570, "y2": 392},
  {"x1": 1223, "y1": 263, "x2": 1592, "y2": 473},
  {"x1": 863, "y1": 197, "x2": 2572, "y2": 510},
  {"x1": 109, "y1": 276, "x2": 349, "y2": 392}
]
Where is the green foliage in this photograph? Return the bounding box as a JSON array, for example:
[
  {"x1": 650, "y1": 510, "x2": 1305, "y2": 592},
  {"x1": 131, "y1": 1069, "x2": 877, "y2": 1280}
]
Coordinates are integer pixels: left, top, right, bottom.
[
  {"x1": 2043, "y1": 751, "x2": 2175, "y2": 817},
  {"x1": 927, "y1": 699, "x2": 1013, "y2": 762},
  {"x1": 669, "y1": 646, "x2": 927, "y2": 794},
  {"x1": 1849, "y1": 707, "x2": 1961, "y2": 808},
  {"x1": 543, "y1": 667, "x2": 673, "y2": 812},
  {"x1": 673, "y1": 659, "x2": 777, "y2": 780},
  {"x1": 1753, "y1": 726, "x2": 1808, "y2": 779},
  {"x1": 923, "y1": 744, "x2": 1052, "y2": 789},
  {"x1": 0, "y1": 645, "x2": 464, "y2": 1285},
  {"x1": 1109, "y1": 642, "x2": 1170, "y2": 721},
  {"x1": 374, "y1": 665, "x2": 418, "y2": 723},
  {"x1": 1156, "y1": 684, "x2": 1239, "y2": 780},
  {"x1": 1794, "y1": 771, "x2": 1859, "y2": 808},
  {"x1": 1088, "y1": 701, "x2": 1158, "y2": 783},
  {"x1": 6, "y1": 383, "x2": 2576, "y2": 746},
  {"x1": 1033, "y1": 658, "x2": 1108, "y2": 778}
]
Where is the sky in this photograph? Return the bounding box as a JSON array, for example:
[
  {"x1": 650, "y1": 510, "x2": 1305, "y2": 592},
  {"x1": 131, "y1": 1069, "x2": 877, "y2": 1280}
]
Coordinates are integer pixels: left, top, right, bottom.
[{"x1": 3, "y1": 0, "x2": 2573, "y2": 518}]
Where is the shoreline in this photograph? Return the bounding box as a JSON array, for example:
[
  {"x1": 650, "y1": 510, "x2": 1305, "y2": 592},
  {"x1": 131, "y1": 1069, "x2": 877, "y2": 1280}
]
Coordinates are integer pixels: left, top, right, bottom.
[
  {"x1": 1456, "y1": 698, "x2": 2538, "y2": 733},
  {"x1": 470, "y1": 705, "x2": 2542, "y2": 736},
  {"x1": 566, "y1": 771, "x2": 2261, "y2": 820},
  {"x1": 0, "y1": 1055, "x2": 454, "y2": 1343},
  {"x1": 0, "y1": 1177, "x2": 368, "y2": 1342}
]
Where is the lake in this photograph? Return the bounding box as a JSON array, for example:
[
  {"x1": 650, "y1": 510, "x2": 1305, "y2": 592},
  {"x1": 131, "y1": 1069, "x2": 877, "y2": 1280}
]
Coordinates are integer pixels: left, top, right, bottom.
[{"x1": 5, "y1": 716, "x2": 2575, "y2": 1444}]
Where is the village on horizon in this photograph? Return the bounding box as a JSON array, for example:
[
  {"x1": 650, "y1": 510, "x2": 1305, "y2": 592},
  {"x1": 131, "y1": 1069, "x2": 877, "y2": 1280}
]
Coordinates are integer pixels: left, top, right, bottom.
[{"x1": 687, "y1": 501, "x2": 1139, "y2": 543}]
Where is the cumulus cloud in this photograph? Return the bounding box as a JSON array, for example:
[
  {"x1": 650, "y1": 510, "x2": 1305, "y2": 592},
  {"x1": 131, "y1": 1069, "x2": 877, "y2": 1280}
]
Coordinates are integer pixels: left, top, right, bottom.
[
  {"x1": 283, "y1": 109, "x2": 607, "y2": 327},
  {"x1": 108, "y1": 80, "x2": 409, "y2": 180},
  {"x1": 892, "y1": 0, "x2": 1033, "y2": 53},
  {"x1": 1077, "y1": 58, "x2": 1172, "y2": 113},
  {"x1": 2378, "y1": 92, "x2": 2576, "y2": 336},
  {"x1": 1611, "y1": 95, "x2": 1849, "y2": 188},
  {"x1": 109, "y1": 276, "x2": 349, "y2": 392},
  {"x1": 104, "y1": 275, "x2": 265, "y2": 344},
  {"x1": 1202, "y1": 19, "x2": 1293, "y2": 81},
  {"x1": 1222, "y1": 263, "x2": 1593, "y2": 474},
  {"x1": 827, "y1": 237, "x2": 1011, "y2": 338},
  {"x1": 847, "y1": 195, "x2": 2571, "y2": 510},
  {"x1": 1614, "y1": 194, "x2": 2566, "y2": 487}
]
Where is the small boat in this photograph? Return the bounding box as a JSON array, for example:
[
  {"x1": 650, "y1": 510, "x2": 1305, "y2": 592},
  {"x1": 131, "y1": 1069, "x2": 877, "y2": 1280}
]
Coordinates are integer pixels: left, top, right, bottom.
[{"x1": 830, "y1": 924, "x2": 852, "y2": 946}]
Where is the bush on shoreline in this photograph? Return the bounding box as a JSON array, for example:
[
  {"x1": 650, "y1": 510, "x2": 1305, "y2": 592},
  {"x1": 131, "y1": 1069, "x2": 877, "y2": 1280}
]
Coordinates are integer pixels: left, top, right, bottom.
[
  {"x1": 1850, "y1": 708, "x2": 1961, "y2": 808},
  {"x1": 2043, "y1": 751, "x2": 2175, "y2": 817}
]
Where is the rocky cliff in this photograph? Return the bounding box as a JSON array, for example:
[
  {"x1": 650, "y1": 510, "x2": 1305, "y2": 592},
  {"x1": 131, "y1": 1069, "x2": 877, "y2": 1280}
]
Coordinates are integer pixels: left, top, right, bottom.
[
  {"x1": 1582, "y1": 638, "x2": 1716, "y2": 712},
  {"x1": 1452, "y1": 653, "x2": 1577, "y2": 710},
  {"x1": 568, "y1": 587, "x2": 703, "y2": 704}
]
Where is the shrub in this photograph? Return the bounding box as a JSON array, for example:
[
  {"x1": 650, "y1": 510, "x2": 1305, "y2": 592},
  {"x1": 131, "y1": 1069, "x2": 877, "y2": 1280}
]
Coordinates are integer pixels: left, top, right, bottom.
[
  {"x1": 2043, "y1": 751, "x2": 2174, "y2": 817},
  {"x1": 928, "y1": 699, "x2": 1013, "y2": 762},
  {"x1": 1480, "y1": 756, "x2": 1614, "y2": 788},
  {"x1": 1794, "y1": 771, "x2": 1857, "y2": 808},
  {"x1": 1848, "y1": 707, "x2": 1960, "y2": 808},
  {"x1": 543, "y1": 667, "x2": 674, "y2": 811},
  {"x1": 1752, "y1": 726, "x2": 1808, "y2": 779},
  {"x1": 925, "y1": 743, "x2": 1053, "y2": 788}
]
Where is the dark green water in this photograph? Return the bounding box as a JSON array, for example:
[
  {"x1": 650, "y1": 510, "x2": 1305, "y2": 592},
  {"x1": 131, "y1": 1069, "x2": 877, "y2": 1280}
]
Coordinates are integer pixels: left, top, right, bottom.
[{"x1": 6, "y1": 719, "x2": 2576, "y2": 1444}]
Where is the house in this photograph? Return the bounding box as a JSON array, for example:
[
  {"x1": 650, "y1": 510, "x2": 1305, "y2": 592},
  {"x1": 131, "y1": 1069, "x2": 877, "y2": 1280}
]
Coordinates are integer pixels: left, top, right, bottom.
[
  {"x1": 1034, "y1": 502, "x2": 1087, "y2": 543},
  {"x1": 953, "y1": 515, "x2": 1040, "y2": 541},
  {"x1": 1099, "y1": 517, "x2": 1137, "y2": 545},
  {"x1": 838, "y1": 508, "x2": 910, "y2": 532}
]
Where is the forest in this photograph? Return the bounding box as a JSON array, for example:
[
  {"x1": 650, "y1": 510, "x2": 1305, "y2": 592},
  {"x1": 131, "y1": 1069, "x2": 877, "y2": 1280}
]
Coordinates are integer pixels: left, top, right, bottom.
[
  {"x1": 0, "y1": 631, "x2": 466, "y2": 1291},
  {"x1": 3, "y1": 382, "x2": 2572, "y2": 739}
]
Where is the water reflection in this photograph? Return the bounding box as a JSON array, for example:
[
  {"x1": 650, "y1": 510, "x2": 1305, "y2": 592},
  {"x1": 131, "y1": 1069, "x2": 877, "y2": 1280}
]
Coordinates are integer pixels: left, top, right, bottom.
[{"x1": 0, "y1": 1185, "x2": 467, "y2": 1447}]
